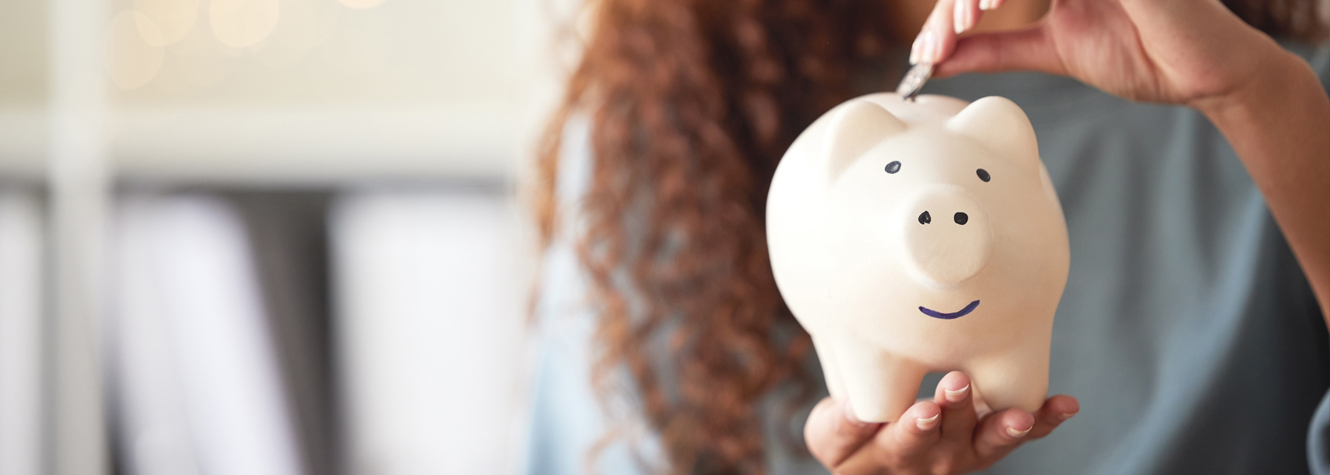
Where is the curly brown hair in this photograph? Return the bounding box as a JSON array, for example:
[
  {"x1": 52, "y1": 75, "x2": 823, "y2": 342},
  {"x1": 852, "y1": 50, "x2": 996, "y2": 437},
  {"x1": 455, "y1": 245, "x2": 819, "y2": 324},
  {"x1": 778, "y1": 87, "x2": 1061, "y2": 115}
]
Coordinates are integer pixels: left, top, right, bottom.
[{"x1": 529, "y1": 1, "x2": 1326, "y2": 473}]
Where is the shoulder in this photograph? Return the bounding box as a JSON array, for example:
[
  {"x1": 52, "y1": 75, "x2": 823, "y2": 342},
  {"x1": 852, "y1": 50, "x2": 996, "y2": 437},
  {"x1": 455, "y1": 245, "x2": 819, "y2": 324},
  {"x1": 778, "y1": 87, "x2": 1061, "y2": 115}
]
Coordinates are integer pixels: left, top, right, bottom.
[{"x1": 538, "y1": 113, "x2": 595, "y2": 325}]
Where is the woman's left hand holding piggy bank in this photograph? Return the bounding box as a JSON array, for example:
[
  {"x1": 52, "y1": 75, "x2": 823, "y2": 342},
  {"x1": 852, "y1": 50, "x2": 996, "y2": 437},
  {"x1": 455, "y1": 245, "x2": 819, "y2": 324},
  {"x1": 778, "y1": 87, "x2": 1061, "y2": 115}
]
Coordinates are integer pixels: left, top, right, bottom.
[{"x1": 805, "y1": 371, "x2": 1079, "y2": 475}]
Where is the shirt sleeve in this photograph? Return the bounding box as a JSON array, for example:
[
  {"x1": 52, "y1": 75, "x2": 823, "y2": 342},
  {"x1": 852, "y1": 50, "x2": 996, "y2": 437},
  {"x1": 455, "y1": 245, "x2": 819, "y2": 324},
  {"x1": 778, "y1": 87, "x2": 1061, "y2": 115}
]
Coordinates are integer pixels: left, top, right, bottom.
[{"x1": 1310, "y1": 389, "x2": 1330, "y2": 475}]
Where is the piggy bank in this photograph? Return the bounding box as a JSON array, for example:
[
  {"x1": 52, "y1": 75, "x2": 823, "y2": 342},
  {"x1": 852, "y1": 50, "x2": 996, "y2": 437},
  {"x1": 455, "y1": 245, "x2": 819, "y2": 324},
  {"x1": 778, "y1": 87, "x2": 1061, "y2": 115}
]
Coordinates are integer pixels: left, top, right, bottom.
[{"x1": 766, "y1": 93, "x2": 1069, "y2": 422}]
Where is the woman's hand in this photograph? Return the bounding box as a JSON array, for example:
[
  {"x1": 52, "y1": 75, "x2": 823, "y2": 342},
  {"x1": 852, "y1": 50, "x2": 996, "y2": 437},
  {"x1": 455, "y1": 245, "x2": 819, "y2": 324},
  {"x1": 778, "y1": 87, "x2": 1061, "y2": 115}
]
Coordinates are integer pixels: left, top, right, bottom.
[
  {"x1": 911, "y1": 0, "x2": 1330, "y2": 323},
  {"x1": 805, "y1": 371, "x2": 1079, "y2": 475},
  {"x1": 913, "y1": 0, "x2": 1298, "y2": 107}
]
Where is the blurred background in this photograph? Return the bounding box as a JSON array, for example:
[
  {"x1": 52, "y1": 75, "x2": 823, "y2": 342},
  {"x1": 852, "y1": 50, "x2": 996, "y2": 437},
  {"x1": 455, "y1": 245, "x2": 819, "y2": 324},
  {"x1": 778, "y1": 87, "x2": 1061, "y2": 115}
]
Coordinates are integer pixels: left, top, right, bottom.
[{"x1": 0, "y1": 0, "x2": 575, "y2": 473}]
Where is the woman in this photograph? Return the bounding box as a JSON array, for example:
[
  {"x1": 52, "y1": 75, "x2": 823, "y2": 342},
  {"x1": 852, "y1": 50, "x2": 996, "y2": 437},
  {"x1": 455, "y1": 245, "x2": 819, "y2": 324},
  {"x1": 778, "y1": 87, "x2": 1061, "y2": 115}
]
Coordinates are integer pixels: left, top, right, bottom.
[{"x1": 526, "y1": 0, "x2": 1330, "y2": 473}]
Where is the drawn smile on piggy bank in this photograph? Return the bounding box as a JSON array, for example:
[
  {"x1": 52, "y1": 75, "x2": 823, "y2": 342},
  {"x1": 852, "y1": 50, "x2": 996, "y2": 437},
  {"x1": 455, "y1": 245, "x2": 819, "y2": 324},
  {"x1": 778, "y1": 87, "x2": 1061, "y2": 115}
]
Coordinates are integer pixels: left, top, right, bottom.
[{"x1": 919, "y1": 300, "x2": 980, "y2": 319}]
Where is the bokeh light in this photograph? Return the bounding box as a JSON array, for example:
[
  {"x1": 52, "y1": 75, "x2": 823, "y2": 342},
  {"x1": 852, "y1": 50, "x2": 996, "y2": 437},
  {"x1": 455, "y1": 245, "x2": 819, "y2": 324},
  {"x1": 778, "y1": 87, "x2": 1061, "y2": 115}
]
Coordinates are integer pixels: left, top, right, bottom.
[
  {"x1": 210, "y1": 0, "x2": 280, "y2": 48},
  {"x1": 251, "y1": 0, "x2": 338, "y2": 70},
  {"x1": 271, "y1": 0, "x2": 337, "y2": 50},
  {"x1": 133, "y1": 0, "x2": 199, "y2": 46},
  {"x1": 169, "y1": 23, "x2": 239, "y2": 88},
  {"x1": 109, "y1": 11, "x2": 165, "y2": 90}
]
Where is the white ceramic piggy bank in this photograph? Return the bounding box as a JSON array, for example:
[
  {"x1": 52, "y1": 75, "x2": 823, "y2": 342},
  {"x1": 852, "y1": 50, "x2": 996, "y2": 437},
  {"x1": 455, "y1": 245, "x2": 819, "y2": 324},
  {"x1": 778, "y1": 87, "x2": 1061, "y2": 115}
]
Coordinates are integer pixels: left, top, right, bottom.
[{"x1": 766, "y1": 93, "x2": 1069, "y2": 422}]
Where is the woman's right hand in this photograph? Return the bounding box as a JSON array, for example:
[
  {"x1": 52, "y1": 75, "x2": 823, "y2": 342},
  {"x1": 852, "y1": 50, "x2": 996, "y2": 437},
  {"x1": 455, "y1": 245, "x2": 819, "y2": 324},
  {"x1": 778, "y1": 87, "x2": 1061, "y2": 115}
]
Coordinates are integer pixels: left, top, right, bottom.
[{"x1": 805, "y1": 371, "x2": 1079, "y2": 474}]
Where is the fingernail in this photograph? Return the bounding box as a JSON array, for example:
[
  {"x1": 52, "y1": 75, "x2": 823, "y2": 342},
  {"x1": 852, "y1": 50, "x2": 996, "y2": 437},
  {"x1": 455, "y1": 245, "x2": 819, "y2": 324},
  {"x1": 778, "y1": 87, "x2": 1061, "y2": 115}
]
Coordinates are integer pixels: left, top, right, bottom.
[
  {"x1": 953, "y1": 3, "x2": 971, "y2": 34},
  {"x1": 944, "y1": 383, "x2": 969, "y2": 403},
  {"x1": 909, "y1": 34, "x2": 923, "y2": 65},
  {"x1": 912, "y1": 30, "x2": 938, "y2": 65},
  {"x1": 980, "y1": 0, "x2": 996, "y2": 10},
  {"x1": 1057, "y1": 412, "x2": 1078, "y2": 421},
  {"x1": 953, "y1": 4, "x2": 963, "y2": 34},
  {"x1": 924, "y1": 30, "x2": 940, "y2": 63},
  {"x1": 916, "y1": 413, "x2": 940, "y2": 430},
  {"x1": 1006, "y1": 425, "x2": 1032, "y2": 438}
]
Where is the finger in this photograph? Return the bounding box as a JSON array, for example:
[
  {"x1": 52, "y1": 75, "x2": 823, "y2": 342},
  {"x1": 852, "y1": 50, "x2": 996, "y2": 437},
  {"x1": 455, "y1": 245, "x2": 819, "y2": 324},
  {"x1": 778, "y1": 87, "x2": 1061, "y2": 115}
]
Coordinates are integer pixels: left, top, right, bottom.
[
  {"x1": 837, "y1": 401, "x2": 942, "y2": 474},
  {"x1": 911, "y1": 0, "x2": 957, "y2": 65},
  {"x1": 934, "y1": 25, "x2": 1065, "y2": 78},
  {"x1": 879, "y1": 400, "x2": 944, "y2": 458},
  {"x1": 805, "y1": 398, "x2": 883, "y2": 468},
  {"x1": 1028, "y1": 395, "x2": 1079, "y2": 439},
  {"x1": 953, "y1": 0, "x2": 982, "y2": 34},
  {"x1": 972, "y1": 407, "x2": 1036, "y2": 461},
  {"x1": 980, "y1": 0, "x2": 1008, "y2": 11},
  {"x1": 934, "y1": 371, "x2": 978, "y2": 439}
]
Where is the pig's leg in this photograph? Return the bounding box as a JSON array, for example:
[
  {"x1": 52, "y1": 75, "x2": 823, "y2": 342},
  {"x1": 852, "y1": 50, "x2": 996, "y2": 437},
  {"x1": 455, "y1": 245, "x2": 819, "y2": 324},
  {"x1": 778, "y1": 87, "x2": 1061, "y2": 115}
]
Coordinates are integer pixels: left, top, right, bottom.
[
  {"x1": 837, "y1": 340, "x2": 927, "y2": 423},
  {"x1": 966, "y1": 346, "x2": 1049, "y2": 415},
  {"x1": 812, "y1": 334, "x2": 848, "y2": 401}
]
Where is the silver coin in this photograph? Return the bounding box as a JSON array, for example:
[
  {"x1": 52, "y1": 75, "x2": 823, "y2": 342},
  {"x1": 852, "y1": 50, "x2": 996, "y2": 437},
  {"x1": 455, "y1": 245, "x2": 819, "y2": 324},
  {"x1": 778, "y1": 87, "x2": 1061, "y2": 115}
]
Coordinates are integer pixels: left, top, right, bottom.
[{"x1": 895, "y1": 63, "x2": 934, "y2": 101}]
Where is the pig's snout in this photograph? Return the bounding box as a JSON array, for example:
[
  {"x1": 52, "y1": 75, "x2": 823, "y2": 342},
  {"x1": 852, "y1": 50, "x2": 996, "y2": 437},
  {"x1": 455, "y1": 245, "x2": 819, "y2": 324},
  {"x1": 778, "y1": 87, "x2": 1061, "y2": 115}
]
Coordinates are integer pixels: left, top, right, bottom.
[{"x1": 901, "y1": 186, "x2": 992, "y2": 285}]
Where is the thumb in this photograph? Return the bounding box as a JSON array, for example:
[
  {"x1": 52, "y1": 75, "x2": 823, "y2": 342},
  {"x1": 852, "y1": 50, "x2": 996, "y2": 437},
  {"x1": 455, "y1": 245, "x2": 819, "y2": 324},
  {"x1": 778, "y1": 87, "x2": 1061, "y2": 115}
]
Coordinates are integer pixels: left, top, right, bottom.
[{"x1": 934, "y1": 25, "x2": 1064, "y2": 78}]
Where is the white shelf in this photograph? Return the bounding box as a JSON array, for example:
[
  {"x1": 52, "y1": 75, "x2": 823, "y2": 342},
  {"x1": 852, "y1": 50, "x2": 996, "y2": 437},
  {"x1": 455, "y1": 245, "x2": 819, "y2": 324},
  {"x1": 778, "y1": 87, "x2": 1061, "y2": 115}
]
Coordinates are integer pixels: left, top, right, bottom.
[{"x1": 112, "y1": 105, "x2": 522, "y2": 184}]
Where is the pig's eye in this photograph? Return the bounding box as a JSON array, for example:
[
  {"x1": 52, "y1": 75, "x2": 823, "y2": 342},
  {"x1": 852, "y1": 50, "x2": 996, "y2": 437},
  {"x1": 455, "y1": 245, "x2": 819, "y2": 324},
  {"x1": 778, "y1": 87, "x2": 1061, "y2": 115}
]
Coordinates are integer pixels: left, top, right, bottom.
[
  {"x1": 885, "y1": 161, "x2": 902, "y2": 174},
  {"x1": 976, "y1": 168, "x2": 991, "y2": 182}
]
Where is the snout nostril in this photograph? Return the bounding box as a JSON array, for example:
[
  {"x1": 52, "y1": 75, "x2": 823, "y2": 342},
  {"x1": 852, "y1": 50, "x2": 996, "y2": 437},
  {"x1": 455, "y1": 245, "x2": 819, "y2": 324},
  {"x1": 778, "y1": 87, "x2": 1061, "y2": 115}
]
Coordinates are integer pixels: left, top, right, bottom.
[
  {"x1": 954, "y1": 212, "x2": 969, "y2": 225},
  {"x1": 918, "y1": 211, "x2": 932, "y2": 225}
]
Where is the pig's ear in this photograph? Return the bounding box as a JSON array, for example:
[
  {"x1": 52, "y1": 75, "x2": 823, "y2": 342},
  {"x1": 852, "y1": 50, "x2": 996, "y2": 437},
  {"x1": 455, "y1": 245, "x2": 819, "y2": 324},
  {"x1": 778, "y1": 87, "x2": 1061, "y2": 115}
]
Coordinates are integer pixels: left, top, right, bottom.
[
  {"x1": 946, "y1": 96, "x2": 1038, "y2": 168},
  {"x1": 822, "y1": 99, "x2": 907, "y2": 182}
]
